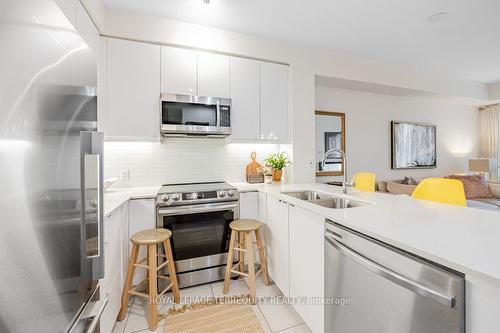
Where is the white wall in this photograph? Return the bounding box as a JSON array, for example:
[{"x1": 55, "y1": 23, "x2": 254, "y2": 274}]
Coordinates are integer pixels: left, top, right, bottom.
[
  {"x1": 489, "y1": 82, "x2": 500, "y2": 101},
  {"x1": 104, "y1": 141, "x2": 288, "y2": 187},
  {"x1": 101, "y1": 8, "x2": 491, "y2": 183},
  {"x1": 315, "y1": 86, "x2": 480, "y2": 182}
]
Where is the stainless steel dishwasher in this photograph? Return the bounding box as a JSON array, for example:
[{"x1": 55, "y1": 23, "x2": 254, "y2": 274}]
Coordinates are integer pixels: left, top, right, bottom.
[{"x1": 325, "y1": 220, "x2": 465, "y2": 333}]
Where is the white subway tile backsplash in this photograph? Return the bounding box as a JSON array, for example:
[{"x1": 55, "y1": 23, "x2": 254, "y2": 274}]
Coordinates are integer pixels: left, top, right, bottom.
[{"x1": 104, "y1": 140, "x2": 282, "y2": 187}]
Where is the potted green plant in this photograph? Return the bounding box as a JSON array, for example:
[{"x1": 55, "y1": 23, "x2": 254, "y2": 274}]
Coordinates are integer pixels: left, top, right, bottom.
[{"x1": 264, "y1": 152, "x2": 291, "y2": 182}]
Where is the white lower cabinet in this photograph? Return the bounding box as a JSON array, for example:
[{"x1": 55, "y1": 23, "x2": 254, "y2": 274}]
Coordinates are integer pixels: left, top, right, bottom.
[
  {"x1": 100, "y1": 204, "x2": 127, "y2": 333},
  {"x1": 102, "y1": 207, "x2": 122, "y2": 294},
  {"x1": 239, "y1": 192, "x2": 259, "y2": 219},
  {"x1": 121, "y1": 202, "x2": 129, "y2": 286},
  {"x1": 258, "y1": 192, "x2": 267, "y2": 223},
  {"x1": 266, "y1": 195, "x2": 290, "y2": 297},
  {"x1": 262, "y1": 194, "x2": 324, "y2": 332},
  {"x1": 100, "y1": 273, "x2": 122, "y2": 333},
  {"x1": 128, "y1": 199, "x2": 156, "y2": 284},
  {"x1": 289, "y1": 205, "x2": 325, "y2": 333},
  {"x1": 99, "y1": 198, "x2": 157, "y2": 333}
]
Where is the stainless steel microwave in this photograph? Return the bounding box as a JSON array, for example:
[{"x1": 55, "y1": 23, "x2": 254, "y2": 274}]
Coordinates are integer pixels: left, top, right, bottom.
[{"x1": 160, "y1": 93, "x2": 231, "y2": 138}]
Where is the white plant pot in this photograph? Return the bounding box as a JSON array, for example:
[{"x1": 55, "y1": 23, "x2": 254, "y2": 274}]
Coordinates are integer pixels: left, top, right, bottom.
[{"x1": 264, "y1": 175, "x2": 273, "y2": 184}]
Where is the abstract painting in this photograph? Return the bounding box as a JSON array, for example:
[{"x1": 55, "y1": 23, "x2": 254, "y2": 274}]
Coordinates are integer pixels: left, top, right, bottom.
[{"x1": 391, "y1": 121, "x2": 436, "y2": 169}]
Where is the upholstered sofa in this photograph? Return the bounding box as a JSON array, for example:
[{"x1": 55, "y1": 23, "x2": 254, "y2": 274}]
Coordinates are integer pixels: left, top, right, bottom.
[{"x1": 376, "y1": 177, "x2": 500, "y2": 211}]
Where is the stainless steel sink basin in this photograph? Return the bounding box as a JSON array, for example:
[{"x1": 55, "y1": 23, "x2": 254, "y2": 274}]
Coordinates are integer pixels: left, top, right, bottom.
[
  {"x1": 309, "y1": 197, "x2": 364, "y2": 209},
  {"x1": 282, "y1": 191, "x2": 323, "y2": 200},
  {"x1": 281, "y1": 190, "x2": 368, "y2": 209}
]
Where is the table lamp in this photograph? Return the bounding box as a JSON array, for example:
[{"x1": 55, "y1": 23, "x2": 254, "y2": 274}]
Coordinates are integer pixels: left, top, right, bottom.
[{"x1": 468, "y1": 158, "x2": 498, "y2": 182}]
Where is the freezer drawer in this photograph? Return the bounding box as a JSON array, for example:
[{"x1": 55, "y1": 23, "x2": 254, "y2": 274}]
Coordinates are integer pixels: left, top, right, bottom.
[{"x1": 325, "y1": 221, "x2": 465, "y2": 333}]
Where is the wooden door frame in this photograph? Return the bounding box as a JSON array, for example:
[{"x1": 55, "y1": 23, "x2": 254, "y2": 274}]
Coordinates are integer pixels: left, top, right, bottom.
[{"x1": 315, "y1": 110, "x2": 346, "y2": 177}]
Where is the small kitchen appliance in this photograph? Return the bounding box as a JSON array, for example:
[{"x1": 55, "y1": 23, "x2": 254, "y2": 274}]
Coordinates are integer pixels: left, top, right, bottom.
[{"x1": 160, "y1": 93, "x2": 231, "y2": 138}]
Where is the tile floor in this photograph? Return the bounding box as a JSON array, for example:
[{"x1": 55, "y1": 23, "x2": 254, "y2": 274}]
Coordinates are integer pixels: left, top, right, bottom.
[{"x1": 113, "y1": 278, "x2": 312, "y2": 333}]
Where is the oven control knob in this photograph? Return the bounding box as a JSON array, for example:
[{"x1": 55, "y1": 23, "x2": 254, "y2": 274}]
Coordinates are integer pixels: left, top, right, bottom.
[
  {"x1": 217, "y1": 190, "x2": 226, "y2": 198},
  {"x1": 171, "y1": 193, "x2": 181, "y2": 201},
  {"x1": 160, "y1": 194, "x2": 169, "y2": 202},
  {"x1": 227, "y1": 190, "x2": 236, "y2": 197}
]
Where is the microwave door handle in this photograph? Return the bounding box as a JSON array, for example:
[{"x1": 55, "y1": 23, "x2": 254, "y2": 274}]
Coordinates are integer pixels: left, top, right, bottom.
[{"x1": 324, "y1": 235, "x2": 455, "y2": 308}]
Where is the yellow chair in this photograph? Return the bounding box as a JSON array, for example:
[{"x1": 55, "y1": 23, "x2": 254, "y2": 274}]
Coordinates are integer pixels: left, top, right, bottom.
[
  {"x1": 411, "y1": 178, "x2": 467, "y2": 207},
  {"x1": 353, "y1": 172, "x2": 376, "y2": 192}
]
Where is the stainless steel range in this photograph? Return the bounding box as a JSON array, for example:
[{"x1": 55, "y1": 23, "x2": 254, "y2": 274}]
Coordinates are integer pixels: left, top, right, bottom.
[{"x1": 156, "y1": 182, "x2": 239, "y2": 288}]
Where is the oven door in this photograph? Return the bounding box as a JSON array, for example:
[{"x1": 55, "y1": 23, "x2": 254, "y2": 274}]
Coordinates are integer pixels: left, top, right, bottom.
[{"x1": 157, "y1": 202, "x2": 239, "y2": 273}]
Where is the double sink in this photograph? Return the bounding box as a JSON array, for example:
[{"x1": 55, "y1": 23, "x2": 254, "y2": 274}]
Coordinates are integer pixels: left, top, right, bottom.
[{"x1": 282, "y1": 190, "x2": 368, "y2": 209}]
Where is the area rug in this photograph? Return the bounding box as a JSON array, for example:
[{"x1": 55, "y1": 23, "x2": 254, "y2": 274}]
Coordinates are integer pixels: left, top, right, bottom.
[{"x1": 161, "y1": 295, "x2": 264, "y2": 333}]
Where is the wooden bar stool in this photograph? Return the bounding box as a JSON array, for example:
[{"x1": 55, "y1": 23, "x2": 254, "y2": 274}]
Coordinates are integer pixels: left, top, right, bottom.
[
  {"x1": 117, "y1": 228, "x2": 180, "y2": 331},
  {"x1": 223, "y1": 219, "x2": 269, "y2": 300}
]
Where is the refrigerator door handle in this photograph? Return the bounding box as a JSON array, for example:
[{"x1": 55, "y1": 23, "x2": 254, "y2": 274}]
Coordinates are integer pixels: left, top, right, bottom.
[
  {"x1": 81, "y1": 131, "x2": 105, "y2": 277},
  {"x1": 83, "y1": 152, "x2": 101, "y2": 259}
]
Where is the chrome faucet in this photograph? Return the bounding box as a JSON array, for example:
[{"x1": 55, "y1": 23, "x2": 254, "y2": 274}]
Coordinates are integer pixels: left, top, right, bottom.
[{"x1": 321, "y1": 149, "x2": 355, "y2": 195}]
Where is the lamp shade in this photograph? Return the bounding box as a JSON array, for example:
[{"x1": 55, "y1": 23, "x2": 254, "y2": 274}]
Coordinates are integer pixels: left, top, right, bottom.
[
  {"x1": 468, "y1": 158, "x2": 497, "y2": 181},
  {"x1": 468, "y1": 158, "x2": 493, "y2": 172}
]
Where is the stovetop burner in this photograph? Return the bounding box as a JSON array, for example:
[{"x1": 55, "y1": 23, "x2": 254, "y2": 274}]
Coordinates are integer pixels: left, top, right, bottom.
[{"x1": 157, "y1": 182, "x2": 239, "y2": 207}]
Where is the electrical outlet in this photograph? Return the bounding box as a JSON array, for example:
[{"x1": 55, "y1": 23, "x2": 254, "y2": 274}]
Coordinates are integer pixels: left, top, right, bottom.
[{"x1": 119, "y1": 169, "x2": 129, "y2": 181}]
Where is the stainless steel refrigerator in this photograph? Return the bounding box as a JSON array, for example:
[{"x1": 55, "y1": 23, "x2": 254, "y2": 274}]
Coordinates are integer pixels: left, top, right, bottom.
[{"x1": 0, "y1": 0, "x2": 105, "y2": 332}]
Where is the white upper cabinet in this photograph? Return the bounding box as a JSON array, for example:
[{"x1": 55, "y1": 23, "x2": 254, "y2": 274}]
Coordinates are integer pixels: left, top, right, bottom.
[
  {"x1": 106, "y1": 38, "x2": 160, "y2": 141},
  {"x1": 198, "y1": 52, "x2": 230, "y2": 98},
  {"x1": 161, "y1": 46, "x2": 197, "y2": 95},
  {"x1": 260, "y1": 62, "x2": 289, "y2": 142},
  {"x1": 230, "y1": 57, "x2": 261, "y2": 141}
]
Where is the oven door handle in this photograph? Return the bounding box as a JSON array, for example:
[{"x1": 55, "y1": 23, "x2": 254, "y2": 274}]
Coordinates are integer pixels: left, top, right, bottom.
[{"x1": 158, "y1": 203, "x2": 239, "y2": 216}]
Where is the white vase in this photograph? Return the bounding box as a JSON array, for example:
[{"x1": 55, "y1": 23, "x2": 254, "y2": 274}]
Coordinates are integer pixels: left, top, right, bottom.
[{"x1": 264, "y1": 175, "x2": 273, "y2": 184}]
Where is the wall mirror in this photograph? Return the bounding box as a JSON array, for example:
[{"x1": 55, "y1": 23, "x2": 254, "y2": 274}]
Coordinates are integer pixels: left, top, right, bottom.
[{"x1": 315, "y1": 111, "x2": 346, "y2": 176}]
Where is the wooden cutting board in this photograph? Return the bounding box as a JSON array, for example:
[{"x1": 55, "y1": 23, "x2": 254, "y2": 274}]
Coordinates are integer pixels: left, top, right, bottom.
[{"x1": 246, "y1": 151, "x2": 262, "y2": 177}]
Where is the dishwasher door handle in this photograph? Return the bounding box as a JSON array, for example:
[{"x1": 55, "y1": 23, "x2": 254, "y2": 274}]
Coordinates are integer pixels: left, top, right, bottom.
[{"x1": 325, "y1": 235, "x2": 456, "y2": 308}]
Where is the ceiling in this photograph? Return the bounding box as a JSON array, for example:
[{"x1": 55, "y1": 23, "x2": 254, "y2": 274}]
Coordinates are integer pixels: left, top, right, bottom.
[{"x1": 103, "y1": 0, "x2": 500, "y2": 84}]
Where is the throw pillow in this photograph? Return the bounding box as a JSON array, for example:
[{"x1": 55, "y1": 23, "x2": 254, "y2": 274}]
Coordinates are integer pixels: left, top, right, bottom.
[
  {"x1": 447, "y1": 175, "x2": 494, "y2": 199},
  {"x1": 407, "y1": 176, "x2": 419, "y2": 185},
  {"x1": 386, "y1": 182, "x2": 418, "y2": 196}
]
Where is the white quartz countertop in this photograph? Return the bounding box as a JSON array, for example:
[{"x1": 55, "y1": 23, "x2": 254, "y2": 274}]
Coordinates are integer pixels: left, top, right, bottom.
[
  {"x1": 255, "y1": 182, "x2": 500, "y2": 286},
  {"x1": 104, "y1": 182, "x2": 500, "y2": 285},
  {"x1": 104, "y1": 186, "x2": 159, "y2": 216}
]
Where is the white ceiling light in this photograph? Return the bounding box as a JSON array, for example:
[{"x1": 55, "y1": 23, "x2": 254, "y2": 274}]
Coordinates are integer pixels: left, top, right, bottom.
[{"x1": 426, "y1": 11, "x2": 448, "y2": 23}]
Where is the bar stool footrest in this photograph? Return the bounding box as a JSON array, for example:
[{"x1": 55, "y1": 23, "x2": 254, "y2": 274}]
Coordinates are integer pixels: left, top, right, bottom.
[{"x1": 230, "y1": 269, "x2": 249, "y2": 277}]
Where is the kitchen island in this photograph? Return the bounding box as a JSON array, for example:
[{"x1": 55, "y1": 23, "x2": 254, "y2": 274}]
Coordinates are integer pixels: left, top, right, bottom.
[
  {"x1": 235, "y1": 182, "x2": 500, "y2": 333},
  {"x1": 105, "y1": 182, "x2": 500, "y2": 333}
]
